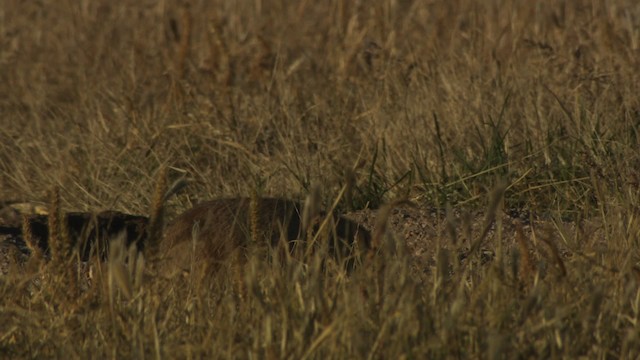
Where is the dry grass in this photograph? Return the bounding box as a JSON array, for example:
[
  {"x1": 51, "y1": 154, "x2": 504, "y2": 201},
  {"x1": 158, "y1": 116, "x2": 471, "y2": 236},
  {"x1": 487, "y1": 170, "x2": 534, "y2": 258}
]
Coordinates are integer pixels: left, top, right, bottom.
[{"x1": 1, "y1": 0, "x2": 640, "y2": 358}]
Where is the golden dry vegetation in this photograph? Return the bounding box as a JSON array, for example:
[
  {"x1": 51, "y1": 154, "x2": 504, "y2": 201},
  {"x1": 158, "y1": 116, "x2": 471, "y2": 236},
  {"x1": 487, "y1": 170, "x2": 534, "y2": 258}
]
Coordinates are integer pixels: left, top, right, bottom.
[{"x1": 1, "y1": 0, "x2": 640, "y2": 358}]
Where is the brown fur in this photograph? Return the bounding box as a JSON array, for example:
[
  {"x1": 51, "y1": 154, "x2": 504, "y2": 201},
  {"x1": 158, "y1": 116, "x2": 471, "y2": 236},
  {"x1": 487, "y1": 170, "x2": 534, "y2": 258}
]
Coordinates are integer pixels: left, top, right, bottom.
[{"x1": 159, "y1": 197, "x2": 371, "y2": 276}]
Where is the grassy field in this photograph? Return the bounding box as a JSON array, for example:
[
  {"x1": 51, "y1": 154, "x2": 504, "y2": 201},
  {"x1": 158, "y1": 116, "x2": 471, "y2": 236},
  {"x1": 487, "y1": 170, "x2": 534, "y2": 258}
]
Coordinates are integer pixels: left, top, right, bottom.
[{"x1": 1, "y1": 0, "x2": 640, "y2": 358}]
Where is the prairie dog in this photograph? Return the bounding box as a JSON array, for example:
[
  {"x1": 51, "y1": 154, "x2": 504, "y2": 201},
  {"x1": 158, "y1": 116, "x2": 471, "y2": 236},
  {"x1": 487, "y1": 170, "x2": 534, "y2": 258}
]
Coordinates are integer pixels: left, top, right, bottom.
[{"x1": 157, "y1": 197, "x2": 370, "y2": 276}]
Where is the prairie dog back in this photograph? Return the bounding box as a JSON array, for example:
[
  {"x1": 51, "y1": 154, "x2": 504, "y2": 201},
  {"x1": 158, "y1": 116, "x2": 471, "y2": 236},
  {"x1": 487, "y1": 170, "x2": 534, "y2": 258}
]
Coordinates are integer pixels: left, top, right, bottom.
[
  {"x1": 158, "y1": 197, "x2": 370, "y2": 276},
  {"x1": 159, "y1": 198, "x2": 301, "y2": 274}
]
